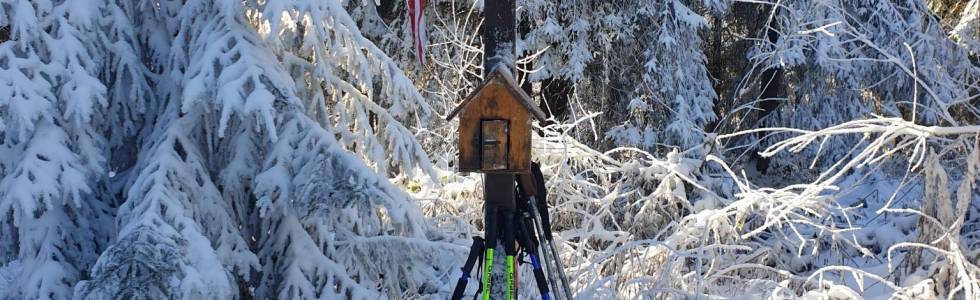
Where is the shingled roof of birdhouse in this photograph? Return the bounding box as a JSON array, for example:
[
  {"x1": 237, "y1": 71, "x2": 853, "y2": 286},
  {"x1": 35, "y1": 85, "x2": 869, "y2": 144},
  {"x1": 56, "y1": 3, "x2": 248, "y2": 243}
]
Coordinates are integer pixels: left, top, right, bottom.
[{"x1": 446, "y1": 67, "x2": 548, "y2": 121}]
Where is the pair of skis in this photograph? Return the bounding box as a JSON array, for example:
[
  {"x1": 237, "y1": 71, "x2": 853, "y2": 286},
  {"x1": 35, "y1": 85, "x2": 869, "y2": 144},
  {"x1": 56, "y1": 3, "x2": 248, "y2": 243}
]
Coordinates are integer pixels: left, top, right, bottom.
[{"x1": 450, "y1": 164, "x2": 572, "y2": 300}]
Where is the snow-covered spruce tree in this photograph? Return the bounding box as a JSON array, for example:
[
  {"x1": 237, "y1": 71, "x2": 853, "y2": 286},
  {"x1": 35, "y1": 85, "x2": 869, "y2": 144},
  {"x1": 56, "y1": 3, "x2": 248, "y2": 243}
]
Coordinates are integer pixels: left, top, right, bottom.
[
  {"x1": 76, "y1": 0, "x2": 268, "y2": 296},
  {"x1": 253, "y1": 116, "x2": 452, "y2": 298},
  {"x1": 69, "y1": 0, "x2": 450, "y2": 299},
  {"x1": 0, "y1": 0, "x2": 114, "y2": 298},
  {"x1": 256, "y1": 0, "x2": 437, "y2": 180},
  {"x1": 98, "y1": 0, "x2": 160, "y2": 180},
  {"x1": 520, "y1": 0, "x2": 646, "y2": 148},
  {"x1": 518, "y1": 0, "x2": 731, "y2": 154},
  {"x1": 252, "y1": 3, "x2": 454, "y2": 296},
  {"x1": 608, "y1": 0, "x2": 722, "y2": 151},
  {"x1": 341, "y1": 0, "x2": 488, "y2": 170}
]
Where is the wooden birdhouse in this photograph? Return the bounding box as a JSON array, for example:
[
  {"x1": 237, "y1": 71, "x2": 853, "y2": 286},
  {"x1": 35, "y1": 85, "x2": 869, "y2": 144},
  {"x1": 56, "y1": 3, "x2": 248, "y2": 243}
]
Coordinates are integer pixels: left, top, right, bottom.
[{"x1": 447, "y1": 67, "x2": 547, "y2": 174}]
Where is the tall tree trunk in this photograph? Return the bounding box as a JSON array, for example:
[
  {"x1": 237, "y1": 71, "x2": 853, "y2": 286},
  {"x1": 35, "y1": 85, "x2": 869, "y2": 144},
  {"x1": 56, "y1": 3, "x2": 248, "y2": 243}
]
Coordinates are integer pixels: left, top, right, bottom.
[
  {"x1": 755, "y1": 9, "x2": 784, "y2": 173},
  {"x1": 538, "y1": 78, "x2": 572, "y2": 125},
  {"x1": 532, "y1": 1, "x2": 572, "y2": 127},
  {"x1": 376, "y1": 0, "x2": 400, "y2": 24}
]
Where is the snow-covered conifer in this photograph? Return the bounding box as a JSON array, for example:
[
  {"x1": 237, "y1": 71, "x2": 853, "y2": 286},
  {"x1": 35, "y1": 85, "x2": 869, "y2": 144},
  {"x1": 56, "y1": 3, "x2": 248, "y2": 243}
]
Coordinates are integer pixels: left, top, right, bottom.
[
  {"x1": 258, "y1": 0, "x2": 437, "y2": 180},
  {"x1": 74, "y1": 0, "x2": 450, "y2": 298},
  {"x1": 0, "y1": 1, "x2": 114, "y2": 298}
]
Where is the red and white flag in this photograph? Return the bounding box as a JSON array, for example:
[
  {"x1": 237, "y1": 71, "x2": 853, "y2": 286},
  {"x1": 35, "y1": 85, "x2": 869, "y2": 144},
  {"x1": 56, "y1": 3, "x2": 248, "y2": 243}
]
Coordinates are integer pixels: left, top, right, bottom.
[{"x1": 407, "y1": 0, "x2": 427, "y2": 66}]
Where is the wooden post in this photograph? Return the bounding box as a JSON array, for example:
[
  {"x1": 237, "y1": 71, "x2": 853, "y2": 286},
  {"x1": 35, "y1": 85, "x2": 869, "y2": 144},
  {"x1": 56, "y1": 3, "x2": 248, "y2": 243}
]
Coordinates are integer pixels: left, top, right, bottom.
[
  {"x1": 482, "y1": 0, "x2": 517, "y2": 209},
  {"x1": 483, "y1": 1, "x2": 517, "y2": 299},
  {"x1": 483, "y1": 0, "x2": 516, "y2": 73}
]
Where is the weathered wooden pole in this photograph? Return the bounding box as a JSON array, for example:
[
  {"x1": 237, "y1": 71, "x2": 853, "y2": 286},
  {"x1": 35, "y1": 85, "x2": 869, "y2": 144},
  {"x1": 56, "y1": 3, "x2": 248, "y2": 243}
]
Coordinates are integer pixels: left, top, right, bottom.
[
  {"x1": 481, "y1": 0, "x2": 518, "y2": 205},
  {"x1": 483, "y1": 0, "x2": 516, "y2": 72},
  {"x1": 483, "y1": 1, "x2": 517, "y2": 299},
  {"x1": 476, "y1": 0, "x2": 519, "y2": 229}
]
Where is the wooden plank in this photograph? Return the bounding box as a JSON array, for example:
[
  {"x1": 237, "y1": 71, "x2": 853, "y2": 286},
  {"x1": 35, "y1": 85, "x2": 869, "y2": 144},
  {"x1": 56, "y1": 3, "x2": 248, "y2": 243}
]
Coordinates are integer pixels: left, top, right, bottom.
[{"x1": 481, "y1": 120, "x2": 509, "y2": 170}]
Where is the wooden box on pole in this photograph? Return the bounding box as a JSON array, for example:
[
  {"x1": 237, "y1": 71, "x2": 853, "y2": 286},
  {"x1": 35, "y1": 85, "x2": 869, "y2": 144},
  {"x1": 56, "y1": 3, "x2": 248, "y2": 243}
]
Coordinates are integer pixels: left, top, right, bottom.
[{"x1": 447, "y1": 67, "x2": 546, "y2": 174}]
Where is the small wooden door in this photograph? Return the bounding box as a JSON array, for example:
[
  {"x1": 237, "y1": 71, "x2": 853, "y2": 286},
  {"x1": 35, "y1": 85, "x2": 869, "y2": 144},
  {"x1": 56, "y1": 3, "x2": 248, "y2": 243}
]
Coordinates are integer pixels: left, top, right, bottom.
[{"x1": 481, "y1": 120, "x2": 509, "y2": 171}]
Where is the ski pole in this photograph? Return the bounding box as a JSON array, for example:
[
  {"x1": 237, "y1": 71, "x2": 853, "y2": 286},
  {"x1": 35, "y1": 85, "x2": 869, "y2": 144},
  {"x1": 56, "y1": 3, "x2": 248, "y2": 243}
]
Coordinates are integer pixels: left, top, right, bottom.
[
  {"x1": 528, "y1": 195, "x2": 572, "y2": 299},
  {"x1": 517, "y1": 216, "x2": 552, "y2": 300},
  {"x1": 451, "y1": 237, "x2": 486, "y2": 300}
]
